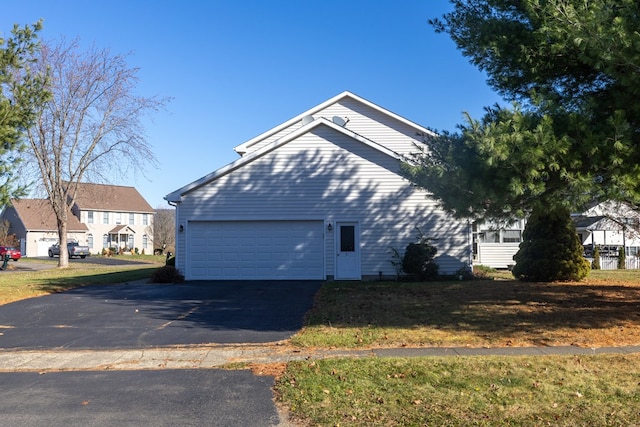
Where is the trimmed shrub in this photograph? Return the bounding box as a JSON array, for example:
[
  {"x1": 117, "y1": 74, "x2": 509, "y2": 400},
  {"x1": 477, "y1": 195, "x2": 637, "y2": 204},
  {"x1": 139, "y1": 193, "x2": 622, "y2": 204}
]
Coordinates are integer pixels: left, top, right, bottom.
[
  {"x1": 401, "y1": 236, "x2": 439, "y2": 281},
  {"x1": 151, "y1": 265, "x2": 184, "y2": 283},
  {"x1": 592, "y1": 246, "x2": 601, "y2": 269},
  {"x1": 618, "y1": 246, "x2": 626, "y2": 269},
  {"x1": 512, "y1": 206, "x2": 590, "y2": 282}
]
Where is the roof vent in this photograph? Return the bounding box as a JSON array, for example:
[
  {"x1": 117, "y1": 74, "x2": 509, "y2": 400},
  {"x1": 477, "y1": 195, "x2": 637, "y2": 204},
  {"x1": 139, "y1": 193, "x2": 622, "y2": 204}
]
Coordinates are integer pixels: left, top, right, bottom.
[
  {"x1": 301, "y1": 115, "x2": 315, "y2": 125},
  {"x1": 332, "y1": 116, "x2": 349, "y2": 127}
]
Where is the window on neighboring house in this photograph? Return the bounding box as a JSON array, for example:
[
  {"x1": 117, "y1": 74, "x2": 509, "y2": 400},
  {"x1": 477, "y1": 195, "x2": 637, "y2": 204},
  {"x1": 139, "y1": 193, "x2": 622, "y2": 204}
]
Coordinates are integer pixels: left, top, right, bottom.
[
  {"x1": 103, "y1": 212, "x2": 109, "y2": 224},
  {"x1": 87, "y1": 211, "x2": 94, "y2": 224},
  {"x1": 479, "y1": 231, "x2": 500, "y2": 243},
  {"x1": 115, "y1": 213, "x2": 122, "y2": 225},
  {"x1": 102, "y1": 234, "x2": 108, "y2": 248},
  {"x1": 143, "y1": 234, "x2": 148, "y2": 249},
  {"x1": 129, "y1": 213, "x2": 135, "y2": 225},
  {"x1": 87, "y1": 234, "x2": 93, "y2": 248},
  {"x1": 128, "y1": 235, "x2": 134, "y2": 249},
  {"x1": 502, "y1": 230, "x2": 522, "y2": 243},
  {"x1": 142, "y1": 214, "x2": 149, "y2": 226}
]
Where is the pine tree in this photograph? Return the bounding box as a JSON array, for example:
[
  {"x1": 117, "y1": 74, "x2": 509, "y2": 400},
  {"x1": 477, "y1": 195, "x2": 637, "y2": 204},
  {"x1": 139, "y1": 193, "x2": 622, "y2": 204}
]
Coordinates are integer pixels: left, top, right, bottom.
[
  {"x1": 618, "y1": 246, "x2": 626, "y2": 270},
  {"x1": 592, "y1": 246, "x2": 601, "y2": 270}
]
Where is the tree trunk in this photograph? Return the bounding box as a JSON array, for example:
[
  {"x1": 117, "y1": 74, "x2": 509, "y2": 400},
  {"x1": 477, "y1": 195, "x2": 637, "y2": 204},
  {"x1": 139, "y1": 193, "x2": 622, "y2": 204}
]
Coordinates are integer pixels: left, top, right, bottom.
[{"x1": 57, "y1": 219, "x2": 69, "y2": 268}]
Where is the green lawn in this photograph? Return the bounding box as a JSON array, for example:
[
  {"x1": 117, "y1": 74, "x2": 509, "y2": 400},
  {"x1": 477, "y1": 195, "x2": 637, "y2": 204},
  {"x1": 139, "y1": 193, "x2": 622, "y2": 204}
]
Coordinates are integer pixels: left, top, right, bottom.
[
  {"x1": 276, "y1": 354, "x2": 640, "y2": 426},
  {"x1": 0, "y1": 256, "x2": 163, "y2": 305}
]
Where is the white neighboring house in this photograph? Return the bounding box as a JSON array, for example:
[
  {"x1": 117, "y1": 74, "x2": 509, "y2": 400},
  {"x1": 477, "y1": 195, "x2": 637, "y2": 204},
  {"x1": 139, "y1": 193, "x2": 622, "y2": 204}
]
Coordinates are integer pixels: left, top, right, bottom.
[
  {"x1": 165, "y1": 91, "x2": 472, "y2": 281},
  {"x1": 473, "y1": 219, "x2": 525, "y2": 269},
  {"x1": 473, "y1": 201, "x2": 640, "y2": 269},
  {"x1": 574, "y1": 200, "x2": 640, "y2": 258},
  {"x1": 0, "y1": 183, "x2": 155, "y2": 257}
]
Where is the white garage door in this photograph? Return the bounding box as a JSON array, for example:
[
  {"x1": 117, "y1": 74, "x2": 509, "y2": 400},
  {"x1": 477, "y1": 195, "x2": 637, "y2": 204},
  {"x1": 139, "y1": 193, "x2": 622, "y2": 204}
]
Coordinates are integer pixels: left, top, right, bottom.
[{"x1": 187, "y1": 220, "x2": 324, "y2": 280}]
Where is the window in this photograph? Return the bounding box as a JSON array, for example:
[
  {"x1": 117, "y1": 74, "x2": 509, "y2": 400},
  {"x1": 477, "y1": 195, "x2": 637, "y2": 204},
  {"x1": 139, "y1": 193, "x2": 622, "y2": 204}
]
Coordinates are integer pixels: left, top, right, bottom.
[
  {"x1": 87, "y1": 234, "x2": 93, "y2": 248},
  {"x1": 87, "y1": 211, "x2": 94, "y2": 224},
  {"x1": 479, "y1": 231, "x2": 499, "y2": 243},
  {"x1": 128, "y1": 235, "x2": 134, "y2": 249},
  {"x1": 129, "y1": 213, "x2": 135, "y2": 225},
  {"x1": 143, "y1": 234, "x2": 148, "y2": 250},
  {"x1": 502, "y1": 230, "x2": 522, "y2": 243},
  {"x1": 340, "y1": 225, "x2": 355, "y2": 252},
  {"x1": 115, "y1": 213, "x2": 122, "y2": 225},
  {"x1": 103, "y1": 212, "x2": 109, "y2": 224},
  {"x1": 142, "y1": 214, "x2": 149, "y2": 226},
  {"x1": 102, "y1": 234, "x2": 108, "y2": 248}
]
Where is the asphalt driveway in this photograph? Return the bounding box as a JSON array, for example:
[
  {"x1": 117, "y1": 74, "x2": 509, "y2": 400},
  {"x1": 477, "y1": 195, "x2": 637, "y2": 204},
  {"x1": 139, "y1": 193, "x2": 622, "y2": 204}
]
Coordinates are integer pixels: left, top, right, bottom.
[{"x1": 0, "y1": 280, "x2": 322, "y2": 350}]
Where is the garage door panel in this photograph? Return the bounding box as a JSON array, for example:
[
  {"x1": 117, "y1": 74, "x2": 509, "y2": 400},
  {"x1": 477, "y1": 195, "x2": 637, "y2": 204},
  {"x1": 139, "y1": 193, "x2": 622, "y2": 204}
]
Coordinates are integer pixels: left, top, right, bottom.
[{"x1": 187, "y1": 220, "x2": 324, "y2": 280}]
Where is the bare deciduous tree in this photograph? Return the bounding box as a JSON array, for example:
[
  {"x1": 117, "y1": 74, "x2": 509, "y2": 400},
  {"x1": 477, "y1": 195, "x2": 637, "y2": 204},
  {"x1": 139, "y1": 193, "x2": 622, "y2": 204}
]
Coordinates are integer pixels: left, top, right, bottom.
[
  {"x1": 147, "y1": 207, "x2": 175, "y2": 255},
  {"x1": 26, "y1": 38, "x2": 167, "y2": 267},
  {"x1": 0, "y1": 220, "x2": 19, "y2": 247}
]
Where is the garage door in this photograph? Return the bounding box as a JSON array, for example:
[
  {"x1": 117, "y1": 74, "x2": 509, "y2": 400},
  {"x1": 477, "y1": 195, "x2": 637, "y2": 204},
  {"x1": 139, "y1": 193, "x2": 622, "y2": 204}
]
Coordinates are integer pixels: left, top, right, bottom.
[{"x1": 187, "y1": 220, "x2": 324, "y2": 280}]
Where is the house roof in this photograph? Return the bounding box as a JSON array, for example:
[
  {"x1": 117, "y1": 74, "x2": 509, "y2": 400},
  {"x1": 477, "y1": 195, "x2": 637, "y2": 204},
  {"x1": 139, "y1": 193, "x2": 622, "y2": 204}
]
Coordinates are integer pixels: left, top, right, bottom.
[
  {"x1": 166, "y1": 91, "x2": 433, "y2": 203},
  {"x1": 9, "y1": 199, "x2": 89, "y2": 232},
  {"x1": 233, "y1": 90, "x2": 437, "y2": 156},
  {"x1": 71, "y1": 183, "x2": 154, "y2": 213},
  {"x1": 109, "y1": 225, "x2": 136, "y2": 234},
  {"x1": 165, "y1": 116, "x2": 408, "y2": 202}
]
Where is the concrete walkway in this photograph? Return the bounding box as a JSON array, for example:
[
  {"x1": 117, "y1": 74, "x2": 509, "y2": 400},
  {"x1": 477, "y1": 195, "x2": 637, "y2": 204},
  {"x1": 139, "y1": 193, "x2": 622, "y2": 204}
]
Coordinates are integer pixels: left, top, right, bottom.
[{"x1": 1, "y1": 344, "x2": 639, "y2": 372}]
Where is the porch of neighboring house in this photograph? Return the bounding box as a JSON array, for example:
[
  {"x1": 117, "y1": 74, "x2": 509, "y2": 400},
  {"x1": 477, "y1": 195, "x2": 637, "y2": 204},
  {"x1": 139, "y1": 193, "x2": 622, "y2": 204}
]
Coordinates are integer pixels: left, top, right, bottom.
[
  {"x1": 576, "y1": 216, "x2": 640, "y2": 270},
  {"x1": 108, "y1": 225, "x2": 135, "y2": 253}
]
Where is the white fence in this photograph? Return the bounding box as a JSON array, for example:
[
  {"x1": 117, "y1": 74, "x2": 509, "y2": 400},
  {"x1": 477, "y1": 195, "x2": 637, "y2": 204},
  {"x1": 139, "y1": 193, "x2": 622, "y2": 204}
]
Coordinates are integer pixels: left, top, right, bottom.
[{"x1": 588, "y1": 256, "x2": 640, "y2": 270}]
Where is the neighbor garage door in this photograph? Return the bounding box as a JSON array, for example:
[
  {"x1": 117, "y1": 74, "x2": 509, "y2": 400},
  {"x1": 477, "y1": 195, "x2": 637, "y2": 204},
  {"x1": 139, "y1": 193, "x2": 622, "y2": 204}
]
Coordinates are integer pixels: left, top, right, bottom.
[{"x1": 187, "y1": 220, "x2": 324, "y2": 280}]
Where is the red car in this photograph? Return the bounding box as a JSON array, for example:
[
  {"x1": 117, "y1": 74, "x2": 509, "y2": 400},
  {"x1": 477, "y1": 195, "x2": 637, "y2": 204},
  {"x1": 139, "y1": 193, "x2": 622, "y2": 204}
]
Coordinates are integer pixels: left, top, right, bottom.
[{"x1": 0, "y1": 246, "x2": 21, "y2": 261}]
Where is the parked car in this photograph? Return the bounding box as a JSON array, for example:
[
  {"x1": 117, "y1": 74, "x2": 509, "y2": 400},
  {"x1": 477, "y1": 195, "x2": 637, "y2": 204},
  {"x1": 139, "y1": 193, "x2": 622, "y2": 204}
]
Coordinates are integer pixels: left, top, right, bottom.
[
  {"x1": 48, "y1": 241, "x2": 90, "y2": 259},
  {"x1": 0, "y1": 246, "x2": 21, "y2": 261}
]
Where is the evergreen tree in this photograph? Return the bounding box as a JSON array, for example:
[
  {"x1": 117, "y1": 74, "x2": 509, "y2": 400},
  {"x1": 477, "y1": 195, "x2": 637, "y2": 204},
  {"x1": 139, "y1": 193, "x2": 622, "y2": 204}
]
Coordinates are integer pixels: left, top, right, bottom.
[
  {"x1": 592, "y1": 246, "x2": 601, "y2": 270},
  {"x1": 0, "y1": 22, "x2": 49, "y2": 205},
  {"x1": 618, "y1": 246, "x2": 626, "y2": 269},
  {"x1": 403, "y1": 1, "x2": 640, "y2": 280},
  {"x1": 512, "y1": 207, "x2": 590, "y2": 281}
]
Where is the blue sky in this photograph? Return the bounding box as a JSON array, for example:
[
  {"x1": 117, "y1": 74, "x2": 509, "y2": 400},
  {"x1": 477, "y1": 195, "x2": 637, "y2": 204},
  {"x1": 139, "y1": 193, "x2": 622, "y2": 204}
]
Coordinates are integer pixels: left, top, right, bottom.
[{"x1": 3, "y1": 1, "x2": 503, "y2": 208}]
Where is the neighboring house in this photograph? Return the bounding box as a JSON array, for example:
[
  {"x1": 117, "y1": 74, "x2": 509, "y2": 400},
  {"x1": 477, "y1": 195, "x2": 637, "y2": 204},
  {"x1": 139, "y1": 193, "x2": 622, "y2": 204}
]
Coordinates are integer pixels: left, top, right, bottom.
[
  {"x1": 0, "y1": 199, "x2": 88, "y2": 257},
  {"x1": 0, "y1": 183, "x2": 154, "y2": 257},
  {"x1": 473, "y1": 201, "x2": 640, "y2": 269},
  {"x1": 165, "y1": 91, "x2": 472, "y2": 281},
  {"x1": 473, "y1": 219, "x2": 525, "y2": 269},
  {"x1": 574, "y1": 200, "x2": 640, "y2": 257},
  {"x1": 71, "y1": 183, "x2": 155, "y2": 255}
]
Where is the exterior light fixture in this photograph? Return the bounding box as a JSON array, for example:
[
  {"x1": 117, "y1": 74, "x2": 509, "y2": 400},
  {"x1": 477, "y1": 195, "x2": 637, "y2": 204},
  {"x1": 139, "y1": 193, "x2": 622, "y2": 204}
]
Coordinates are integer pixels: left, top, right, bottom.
[
  {"x1": 179, "y1": 225, "x2": 184, "y2": 232},
  {"x1": 327, "y1": 223, "x2": 333, "y2": 232}
]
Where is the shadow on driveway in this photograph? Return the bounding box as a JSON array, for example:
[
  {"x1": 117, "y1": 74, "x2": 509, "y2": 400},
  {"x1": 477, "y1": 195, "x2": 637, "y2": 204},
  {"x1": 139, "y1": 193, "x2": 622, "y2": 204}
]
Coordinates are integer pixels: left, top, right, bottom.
[{"x1": 0, "y1": 281, "x2": 323, "y2": 350}]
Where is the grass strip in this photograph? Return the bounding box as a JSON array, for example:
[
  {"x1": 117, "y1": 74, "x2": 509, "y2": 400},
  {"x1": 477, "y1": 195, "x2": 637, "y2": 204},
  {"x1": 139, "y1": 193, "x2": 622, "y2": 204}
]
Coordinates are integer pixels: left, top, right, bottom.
[
  {"x1": 0, "y1": 263, "x2": 158, "y2": 305},
  {"x1": 276, "y1": 354, "x2": 640, "y2": 426}
]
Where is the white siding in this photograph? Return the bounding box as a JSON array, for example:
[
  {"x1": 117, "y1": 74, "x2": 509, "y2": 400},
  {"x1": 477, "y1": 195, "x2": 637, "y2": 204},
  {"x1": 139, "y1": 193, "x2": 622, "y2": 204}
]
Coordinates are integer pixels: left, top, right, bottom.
[
  {"x1": 244, "y1": 98, "x2": 425, "y2": 158},
  {"x1": 175, "y1": 124, "x2": 469, "y2": 279},
  {"x1": 476, "y1": 243, "x2": 520, "y2": 269}
]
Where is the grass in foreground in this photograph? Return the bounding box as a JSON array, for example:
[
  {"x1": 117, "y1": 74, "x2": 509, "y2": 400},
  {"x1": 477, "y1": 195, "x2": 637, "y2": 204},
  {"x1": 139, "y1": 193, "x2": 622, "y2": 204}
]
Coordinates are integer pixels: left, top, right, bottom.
[
  {"x1": 276, "y1": 354, "x2": 640, "y2": 426},
  {"x1": 292, "y1": 270, "x2": 640, "y2": 348},
  {"x1": 0, "y1": 262, "x2": 159, "y2": 305}
]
